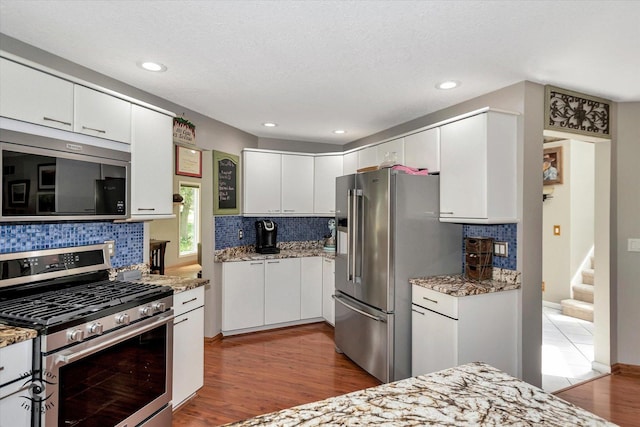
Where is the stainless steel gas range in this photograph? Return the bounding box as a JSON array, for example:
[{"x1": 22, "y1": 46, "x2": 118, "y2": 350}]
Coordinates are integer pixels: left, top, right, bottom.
[{"x1": 0, "y1": 244, "x2": 174, "y2": 427}]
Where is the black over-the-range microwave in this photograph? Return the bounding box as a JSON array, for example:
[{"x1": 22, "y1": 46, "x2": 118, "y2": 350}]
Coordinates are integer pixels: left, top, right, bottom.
[{"x1": 0, "y1": 128, "x2": 130, "y2": 221}]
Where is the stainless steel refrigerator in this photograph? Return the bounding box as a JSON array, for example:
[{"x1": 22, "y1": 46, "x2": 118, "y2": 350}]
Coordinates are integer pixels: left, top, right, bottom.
[{"x1": 334, "y1": 168, "x2": 462, "y2": 382}]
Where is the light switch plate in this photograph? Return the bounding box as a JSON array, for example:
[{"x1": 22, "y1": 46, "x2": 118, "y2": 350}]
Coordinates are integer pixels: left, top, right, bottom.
[
  {"x1": 494, "y1": 241, "x2": 508, "y2": 257},
  {"x1": 628, "y1": 238, "x2": 640, "y2": 252},
  {"x1": 105, "y1": 240, "x2": 116, "y2": 257}
]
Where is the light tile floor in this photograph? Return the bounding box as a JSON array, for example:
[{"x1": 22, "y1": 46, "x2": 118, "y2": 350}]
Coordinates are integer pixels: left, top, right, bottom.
[{"x1": 542, "y1": 305, "x2": 603, "y2": 392}]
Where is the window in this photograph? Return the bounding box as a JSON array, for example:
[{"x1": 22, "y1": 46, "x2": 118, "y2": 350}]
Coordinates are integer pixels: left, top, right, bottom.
[{"x1": 179, "y1": 182, "x2": 200, "y2": 257}]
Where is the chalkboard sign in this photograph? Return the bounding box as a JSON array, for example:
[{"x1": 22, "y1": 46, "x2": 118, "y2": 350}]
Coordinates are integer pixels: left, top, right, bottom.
[{"x1": 213, "y1": 151, "x2": 240, "y2": 215}]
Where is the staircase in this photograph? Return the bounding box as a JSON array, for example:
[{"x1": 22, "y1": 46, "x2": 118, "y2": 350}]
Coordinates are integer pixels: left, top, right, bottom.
[{"x1": 561, "y1": 257, "x2": 594, "y2": 322}]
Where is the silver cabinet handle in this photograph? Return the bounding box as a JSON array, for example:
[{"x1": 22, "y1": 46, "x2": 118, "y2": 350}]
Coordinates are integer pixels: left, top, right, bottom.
[
  {"x1": 283, "y1": 209, "x2": 295, "y2": 212},
  {"x1": 412, "y1": 308, "x2": 426, "y2": 315},
  {"x1": 422, "y1": 296, "x2": 439, "y2": 304},
  {"x1": 324, "y1": 258, "x2": 333, "y2": 263},
  {"x1": 137, "y1": 208, "x2": 156, "y2": 211},
  {"x1": 333, "y1": 295, "x2": 386, "y2": 322},
  {"x1": 440, "y1": 211, "x2": 454, "y2": 215},
  {"x1": 174, "y1": 317, "x2": 189, "y2": 326},
  {"x1": 43, "y1": 116, "x2": 71, "y2": 126},
  {"x1": 250, "y1": 262, "x2": 263, "y2": 265},
  {"x1": 182, "y1": 297, "x2": 197, "y2": 305},
  {"x1": 81, "y1": 125, "x2": 106, "y2": 134},
  {"x1": 267, "y1": 260, "x2": 280, "y2": 264}
]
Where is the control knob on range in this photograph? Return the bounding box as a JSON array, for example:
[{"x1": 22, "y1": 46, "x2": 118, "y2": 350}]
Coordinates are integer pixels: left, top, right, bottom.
[
  {"x1": 152, "y1": 302, "x2": 166, "y2": 313},
  {"x1": 115, "y1": 313, "x2": 130, "y2": 325},
  {"x1": 67, "y1": 329, "x2": 84, "y2": 343},
  {"x1": 140, "y1": 306, "x2": 152, "y2": 317},
  {"x1": 87, "y1": 322, "x2": 103, "y2": 335}
]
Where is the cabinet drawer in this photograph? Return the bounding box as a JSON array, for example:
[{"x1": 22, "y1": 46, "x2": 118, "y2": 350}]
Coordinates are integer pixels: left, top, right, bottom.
[
  {"x1": 174, "y1": 286, "x2": 205, "y2": 316},
  {"x1": 0, "y1": 340, "x2": 32, "y2": 387},
  {"x1": 412, "y1": 285, "x2": 458, "y2": 319}
]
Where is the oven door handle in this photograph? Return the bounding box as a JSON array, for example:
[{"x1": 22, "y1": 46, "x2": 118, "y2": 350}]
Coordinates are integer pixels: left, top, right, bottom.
[{"x1": 57, "y1": 313, "x2": 174, "y2": 364}]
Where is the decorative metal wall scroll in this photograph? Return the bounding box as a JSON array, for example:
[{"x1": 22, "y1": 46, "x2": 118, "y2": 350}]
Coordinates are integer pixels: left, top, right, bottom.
[{"x1": 544, "y1": 85, "x2": 610, "y2": 138}]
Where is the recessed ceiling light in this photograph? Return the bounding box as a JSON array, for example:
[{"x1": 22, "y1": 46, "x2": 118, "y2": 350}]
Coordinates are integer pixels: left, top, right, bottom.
[
  {"x1": 138, "y1": 61, "x2": 167, "y2": 72},
  {"x1": 262, "y1": 122, "x2": 278, "y2": 127},
  {"x1": 333, "y1": 130, "x2": 346, "y2": 134},
  {"x1": 436, "y1": 80, "x2": 460, "y2": 90}
]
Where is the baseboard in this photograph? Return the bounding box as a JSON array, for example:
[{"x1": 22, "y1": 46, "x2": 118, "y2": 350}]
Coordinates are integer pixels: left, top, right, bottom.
[
  {"x1": 543, "y1": 300, "x2": 562, "y2": 310},
  {"x1": 611, "y1": 363, "x2": 640, "y2": 377},
  {"x1": 592, "y1": 361, "x2": 612, "y2": 374},
  {"x1": 205, "y1": 333, "x2": 223, "y2": 343}
]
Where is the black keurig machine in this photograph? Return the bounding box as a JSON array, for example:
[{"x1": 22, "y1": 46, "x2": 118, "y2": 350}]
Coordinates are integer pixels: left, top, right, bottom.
[{"x1": 255, "y1": 220, "x2": 280, "y2": 254}]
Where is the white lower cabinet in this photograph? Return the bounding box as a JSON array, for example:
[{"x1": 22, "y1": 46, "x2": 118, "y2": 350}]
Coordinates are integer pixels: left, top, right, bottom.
[
  {"x1": 172, "y1": 286, "x2": 205, "y2": 409},
  {"x1": 222, "y1": 260, "x2": 265, "y2": 332},
  {"x1": 265, "y1": 258, "x2": 301, "y2": 324},
  {"x1": 322, "y1": 258, "x2": 335, "y2": 325},
  {"x1": 0, "y1": 340, "x2": 33, "y2": 427},
  {"x1": 411, "y1": 286, "x2": 518, "y2": 377},
  {"x1": 301, "y1": 257, "x2": 323, "y2": 319}
]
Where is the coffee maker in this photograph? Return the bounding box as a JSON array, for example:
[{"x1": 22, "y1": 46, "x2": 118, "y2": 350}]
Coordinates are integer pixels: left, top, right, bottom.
[{"x1": 255, "y1": 220, "x2": 280, "y2": 254}]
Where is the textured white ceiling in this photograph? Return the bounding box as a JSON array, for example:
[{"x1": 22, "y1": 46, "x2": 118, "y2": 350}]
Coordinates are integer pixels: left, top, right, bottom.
[{"x1": 1, "y1": 0, "x2": 638, "y2": 144}]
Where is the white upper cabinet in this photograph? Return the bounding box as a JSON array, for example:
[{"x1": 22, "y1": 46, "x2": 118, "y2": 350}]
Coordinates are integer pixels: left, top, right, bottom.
[
  {"x1": 376, "y1": 138, "x2": 405, "y2": 165},
  {"x1": 342, "y1": 151, "x2": 358, "y2": 175},
  {"x1": 74, "y1": 85, "x2": 132, "y2": 144},
  {"x1": 0, "y1": 57, "x2": 74, "y2": 130},
  {"x1": 243, "y1": 150, "x2": 282, "y2": 215},
  {"x1": 314, "y1": 154, "x2": 343, "y2": 215},
  {"x1": 281, "y1": 154, "x2": 314, "y2": 215},
  {"x1": 357, "y1": 146, "x2": 377, "y2": 169},
  {"x1": 404, "y1": 128, "x2": 440, "y2": 172},
  {"x1": 130, "y1": 105, "x2": 173, "y2": 218},
  {"x1": 439, "y1": 111, "x2": 518, "y2": 224}
]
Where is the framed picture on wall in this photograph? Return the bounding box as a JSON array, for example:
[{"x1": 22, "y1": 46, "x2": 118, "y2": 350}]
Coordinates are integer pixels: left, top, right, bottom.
[
  {"x1": 9, "y1": 180, "x2": 30, "y2": 207},
  {"x1": 213, "y1": 151, "x2": 240, "y2": 215},
  {"x1": 543, "y1": 146, "x2": 563, "y2": 185},
  {"x1": 175, "y1": 146, "x2": 202, "y2": 178}
]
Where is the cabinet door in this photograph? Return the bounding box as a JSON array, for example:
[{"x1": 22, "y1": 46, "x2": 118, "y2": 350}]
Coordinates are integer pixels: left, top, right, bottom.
[
  {"x1": 74, "y1": 85, "x2": 131, "y2": 143},
  {"x1": 322, "y1": 258, "x2": 335, "y2": 325},
  {"x1": 411, "y1": 305, "x2": 457, "y2": 376},
  {"x1": 357, "y1": 146, "x2": 377, "y2": 169},
  {"x1": 264, "y1": 258, "x2": 301, "y2": 324},
  {"x1": 439, "y1": 114, "x2": 487, "y2": 220},
  {"x1": 342, "y1": 151, "x2": 358, "y2": 175},
  {"x1": 281, "y1": 154, "x2": 314, "y2": 214},
  {"x1": 172, "y1": 306, "x2": 204, "y2": 408},
  {"x1": 222, "y1": 261, "x2": 265, "y2": 331},
  {"x1": 300, "y1": 257, "x2": 323, "y2": 319},
  {"x1": 0, "y1": 57, "x2": 74, "y2": 130},
  {"x1": 376, "y1": 138, "x2": 404, "y2": 165},
  {"x1": 0, "y1": 389, "x2": 31, "y2": 427},
  {"x1": 243, "y1": 151, "x2": 281, "y2": 215},
  {"x1": 404, "y1": 128, "x2": 440, "y2": 172},
  {"x1": 314, "y1": 155, "x2": 343, "y2": 215},
  {"x1": 130, "y1": 105, "x2": 173, "y2": 217}
]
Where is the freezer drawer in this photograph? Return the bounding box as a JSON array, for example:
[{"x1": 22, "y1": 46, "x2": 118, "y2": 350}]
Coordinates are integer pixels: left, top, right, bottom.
[{"x1": 333, "y1": 292, "x2": 392, "y2": 383}]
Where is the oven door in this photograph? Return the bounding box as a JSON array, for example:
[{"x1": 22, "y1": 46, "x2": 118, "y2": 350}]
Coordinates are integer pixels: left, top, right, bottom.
[{"x1": 41, "y1": 311, "x2": 173, "y2": 427}]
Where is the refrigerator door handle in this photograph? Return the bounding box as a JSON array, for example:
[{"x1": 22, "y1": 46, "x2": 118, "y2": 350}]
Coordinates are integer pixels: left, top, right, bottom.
[
  {"x1": 353, "y1": 188, "x2": 362, "y2": 284},
  {"x1": 347, "y1": 189, "x2": 353, "y2": 282},
  {"x1": 333, "y1": 294, "x2": 386, "y2": 322}
]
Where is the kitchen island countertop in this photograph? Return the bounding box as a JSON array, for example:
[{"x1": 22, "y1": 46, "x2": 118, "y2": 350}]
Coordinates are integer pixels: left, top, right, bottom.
[
  {"x1": 223, "y1": 362, "x2": 614, "y2": 427},
  {"x1": 411, "y1": 268, "x2": 521, "y2": 297},
  {"x1": 136, "y1": 274, "x2": 209, "y2": 293},
  {"x1": 0, "y1": 324, "x2": 37, "y2": 348}
]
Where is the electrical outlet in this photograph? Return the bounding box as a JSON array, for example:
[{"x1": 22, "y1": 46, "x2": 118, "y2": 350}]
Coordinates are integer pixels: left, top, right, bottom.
[
  {"x1": 238, "y1": 229, "x2": 243, "y2": 240},
  {"x1": 493, "y1": 241, "x2": 508, "y2": 257},
  {"x1": 105, "y1": 240, "x2": 116, "y2": 257}
]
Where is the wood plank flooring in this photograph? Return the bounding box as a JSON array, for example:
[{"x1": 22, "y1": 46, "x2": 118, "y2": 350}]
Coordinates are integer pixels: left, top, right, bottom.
[{"x1": 172, "y1": 322, "x2": 640, "y2": 426}]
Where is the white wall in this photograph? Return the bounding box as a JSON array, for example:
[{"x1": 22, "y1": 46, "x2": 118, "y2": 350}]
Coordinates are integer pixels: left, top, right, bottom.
[{"x1": 569, "y1": 141, "x2": 595, "y2": 278}]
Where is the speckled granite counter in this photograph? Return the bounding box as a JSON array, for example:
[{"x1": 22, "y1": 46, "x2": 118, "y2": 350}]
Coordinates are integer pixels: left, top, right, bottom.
[
  {"x1": 223, "y1": 362, "x2": 614, "y2": 427},
  {"x1": 215, "y1": 241, "x2": 336, "y2": 262},
  {"x1": 0, "y1": 324, "x2": 37, "y2": 348},
  {"x1": 410, "y1": 268, "x2": 521, "y2": 297},
  {"x1": 135, "y1": 274, "x2": 209, "y2": 294}
]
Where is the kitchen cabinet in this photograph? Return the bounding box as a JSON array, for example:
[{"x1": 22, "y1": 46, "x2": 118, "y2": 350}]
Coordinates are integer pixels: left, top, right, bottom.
[
  {"x1": 439, "y1": 111, "x2": 518, "y2": 223},
  {"x1": 0, "y1": 340, "x2": 32, "y2": 427},
  {"x1": 265, "y1": 258, "x2": 301, "y2": 324},
  {"x1": 342, "y1": 151, "x2": 358, "y2": 175},
  {"x1": 281, "y1": 154, "x2": 314, "y2": 215},
  {"x1": 222, "y1": 260, "x2": 265, "y2": 332},
  {"x1": 301, "y1": 257, "x2": 323, "y2": 319},
  {"x1": 0, "y1": 57, "x2": 74, "y2": 131},
  {"x1": 172, "y1": 286, "x2": 205, "y2": 409},
  {"x1": 243, "y1": 150, "x2": 282, "y2": 215},
  {"x1": 130, "y1": 105, "x2": 174, "y2": 218},
  {"x1": 314, "y1": 154, "x2": 343, "y2": 215},
  {"x1": 357, "y1": 146, "x2": 377, "y2": 170},
  {"x1": 376, "y1": 138, "x2": 404, "y2": 166},
  {"x1": 322, "y1": 257, "x2": 335, "y2": 325},
  {"x1": 411, "y1": 285, "x2": 518, "y2": 377},
  {"x1": 404, "y1": 128, "x2": 440, "y2": 172},
  {"x1": 74, "y1": 85, "x2": 131, "y2": 144}
]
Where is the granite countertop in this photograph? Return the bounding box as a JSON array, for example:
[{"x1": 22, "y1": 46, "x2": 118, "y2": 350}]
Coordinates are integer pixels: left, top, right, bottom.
[
  {"x1": 0, "y1": 324, "x2": 38, "y2": 348},
  {"x1": 215, "y1": 241, "x2": 336, "y2": 262},
  {"x1": 136, "y1": 274, "x2": 209, "y2": 293},
  {"x1": 223, "y1": 362, "x2": 614, "y2": 427},
  {"x1": 410, "y1": 268, "x2": 521, "y2": 297}
]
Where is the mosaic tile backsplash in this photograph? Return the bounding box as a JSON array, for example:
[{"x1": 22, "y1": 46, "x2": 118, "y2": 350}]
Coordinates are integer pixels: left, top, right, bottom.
[
  {"x1": 0, "y1": 222, "x2": 143, "y2": 268},
  {"x1": 463, "y1": 223, "x2": 517, "y2": 270},
  {"x1": 215, "y1": 216, "x2": 333, "y2": 250}
]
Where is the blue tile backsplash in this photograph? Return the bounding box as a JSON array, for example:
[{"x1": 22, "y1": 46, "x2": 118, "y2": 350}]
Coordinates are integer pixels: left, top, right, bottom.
[
  {"x1": 0, "y1": 222, "x2": 144, "y2": 267},
  {"x1": 463, "y1": 223, "x2": 517, "y2": 270},
  {"x1": 215, "y1": 216, "x2": 333, "y2": 250}
]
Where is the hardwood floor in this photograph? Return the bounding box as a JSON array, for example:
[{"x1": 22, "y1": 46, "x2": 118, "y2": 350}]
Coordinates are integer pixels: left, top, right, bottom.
[{"x1": 172, "y1": 322, "x2": 640, "y2": 426}]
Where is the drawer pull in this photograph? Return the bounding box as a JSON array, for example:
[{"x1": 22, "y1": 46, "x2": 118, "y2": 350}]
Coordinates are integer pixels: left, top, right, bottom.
[
  {"x1": 250, "y1": 262, "x2": 263, "y2": 265},
  {"x1": 174, "y1": 317, "x2": 189, "y2": 326},
  {"x1": 422, "y1": 296, "x2": 438, "y2": 304},
  {"x1": 412, "y1": 308, "x2": 426, "y2": 315},
  {"x1": 267, "y1": 261, "x2": 280, "y2": 264},
  {"x1": 81, "y1": 125, "x2": 106, "y2": 134},
  {"x1": 182, "y1": 297, "x2": 197, "y2": 305},
  {"x1": 43, "y1": 116, "x2": 71, "y2": 126},
  {"x1": 137, "y1": 208, "x2": 156, "y2": 211},
  {"x1": 440, "y1": 211, "x2": 454, "y2": 215}
]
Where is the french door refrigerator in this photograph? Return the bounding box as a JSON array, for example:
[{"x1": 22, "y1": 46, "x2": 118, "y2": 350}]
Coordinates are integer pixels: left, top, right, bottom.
[{"x1": 334, "y1": 168, "x2": 462, "y2": 382}]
